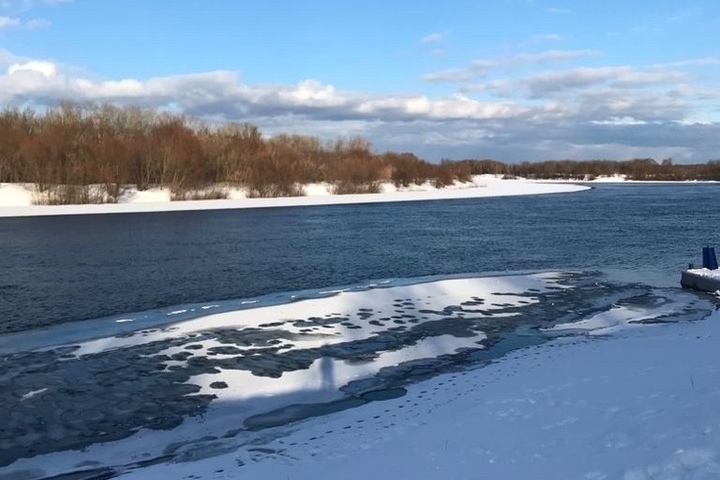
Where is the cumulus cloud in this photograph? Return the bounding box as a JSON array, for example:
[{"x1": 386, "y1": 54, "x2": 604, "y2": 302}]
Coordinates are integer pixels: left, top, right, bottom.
[
  {"x1": 8, "y1": 60, "x2": 56, "y2": 76},
  {"x1": 0, "y1": 53, "x2": 717, "y2": 162},
  {"x1": 0, "y1": 63, "x2": 526, "y2": 123}
]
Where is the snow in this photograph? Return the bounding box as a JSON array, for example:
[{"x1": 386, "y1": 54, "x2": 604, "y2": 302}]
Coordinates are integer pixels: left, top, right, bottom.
[
  {"x1": 122, "y1": 305, "x2": 720, "y2": 480},
  {"x1": 118, "y1": 187, "x2": 171, "y2": 203},
  {"x1": 0, "y1": 183, "x2": 34, "y2": 206},
  {"x1": 588, "y1": 174, "x2": 628, "y2": 182},
  {"x1": 686, "y1": 268, "x2": 720, "y2": 280},
  {"x1": 0, "y1": 177, "x2": 589, "y2": 217},
  {"x1": 4, "y1": 272, "x2": 719, "y2": 480}
]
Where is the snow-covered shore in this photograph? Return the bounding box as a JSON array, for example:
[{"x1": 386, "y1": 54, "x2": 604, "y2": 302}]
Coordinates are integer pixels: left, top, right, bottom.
[
  {"x1": 0, "y1": 176, "x2": 589, "y2": 217},
  {"x1": 125, "y1": 303, "x2": 720, "y2": 480},
  {"x1": 3, "y1": 271, "x2": 717, "y2": 480},
  {"x1": 260, "y1": 312, "x2": 720, "y2": 480}
]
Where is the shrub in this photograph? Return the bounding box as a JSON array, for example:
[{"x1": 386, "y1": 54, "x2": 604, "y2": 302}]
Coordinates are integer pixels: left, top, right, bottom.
[
  {"x1": 170, "y1": 186, "x2": 229, "y2": 201},
  {"x1": 33, "y1": 184, "x2": 121, "y2": 205},
  {"x1": 332, "y1": 181, "x2": 381, "y2": 195},
  {"x1": 246, "y1": 183, "x2": 305, "y2": 198}
]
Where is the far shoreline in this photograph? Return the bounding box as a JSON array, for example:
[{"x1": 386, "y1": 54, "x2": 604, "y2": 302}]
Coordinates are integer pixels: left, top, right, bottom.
[{"x1": 0, "y1": 177, "x2": 590, "y2": 218}]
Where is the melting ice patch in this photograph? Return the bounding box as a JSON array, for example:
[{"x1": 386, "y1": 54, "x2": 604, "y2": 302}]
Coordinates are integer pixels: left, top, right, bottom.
[
  {"x1": 545, "y1": 290, "x2": 708, "y2": 336},
  {"x1": 63, "y1": 272, "x2": 561, "y2": 358}
]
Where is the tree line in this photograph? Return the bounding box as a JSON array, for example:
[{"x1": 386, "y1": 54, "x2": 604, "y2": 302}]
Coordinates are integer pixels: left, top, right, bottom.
[
  {"x1": 0, "y1": 104, "x2": 474, "y2": 203},
  {"x1": 0, "y1": 103, "x2": 717, "y2": 204}
]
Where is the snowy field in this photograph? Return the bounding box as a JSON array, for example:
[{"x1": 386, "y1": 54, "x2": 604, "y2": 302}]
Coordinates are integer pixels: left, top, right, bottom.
[
  {"x1": 1, "y1": 271, "x2": 716, "y2": 480},
  {"x1": 0, "y1": 176, "x2": 589, "y2": 217}
]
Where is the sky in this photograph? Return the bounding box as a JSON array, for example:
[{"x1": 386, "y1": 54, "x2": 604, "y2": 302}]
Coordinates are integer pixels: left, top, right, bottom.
[{"x1": 0, "y1": 0, "x2": 718, "y2": 162}]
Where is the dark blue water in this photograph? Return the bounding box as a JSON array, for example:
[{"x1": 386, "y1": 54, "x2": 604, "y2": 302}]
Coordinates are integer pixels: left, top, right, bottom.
[{"x1": 0, "y1": 184, "x2": 717, "y2": 335}]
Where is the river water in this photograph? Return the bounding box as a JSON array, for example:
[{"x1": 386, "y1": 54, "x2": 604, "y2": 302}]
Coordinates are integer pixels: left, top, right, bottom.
[{"x1": 0, "y1": 183, "x2": 716, "y2": 335}]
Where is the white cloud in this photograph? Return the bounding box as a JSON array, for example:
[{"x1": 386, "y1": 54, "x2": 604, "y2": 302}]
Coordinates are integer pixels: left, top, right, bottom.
[
  {"x1": 0, "y1": 15, "x2": 20, "y2": 27},
  {"x1": 0, "y1": 14, "x2": 48, "y2": 28},
  {"x1": 530, "y1": 33, "x2": 563, "y2": 42},
  {"x1": 8, "y1": 60, "x2": 56, "y2": 76},
  {"x1": 421, "y1": 50, "x2": 601, "y2": 84},
  {"x1": 520, "y1": 66, "x2": 688, "y2": 98},
  {"x1": 511, "y1": 49, "x2": 602, "y2": 64},
  {"x1": 0, "y1": 48, "x2": 30, "y2": 67},
  {"x1": 0, "y1": 0, "x2": 70, "y2": 15},
  {"x1": 420, "y1": 32, "x2": 444, "y2": 44},
  {"x1": 651, "y1": 57, "x2": 720, "y2": 68},
  {"x1": 421, "y1": 59, "x2": 497, "y2": 83},
  {"x1": 24, "y1": 17, "x2": 49, "y2": 28},
  {"x1": 421, "y1": 68, "x2": 478, "y2": 83},
  {"x1": 0, "y1": 53, "x2": 717, "y2": 162}
]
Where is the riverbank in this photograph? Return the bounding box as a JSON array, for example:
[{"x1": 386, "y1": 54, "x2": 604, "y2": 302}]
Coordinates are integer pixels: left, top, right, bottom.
[
  {"x1": 0, "y1": 176, "x2": 590, "y2": 217},
  {"x1": 3, "y1": 271, "x2": 714, "y2": 479}
]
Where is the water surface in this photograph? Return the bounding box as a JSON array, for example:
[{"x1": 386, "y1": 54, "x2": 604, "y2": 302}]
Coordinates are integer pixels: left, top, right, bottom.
[{"x1": 0, "y1": 183, "x2": 716, "y2": 334}]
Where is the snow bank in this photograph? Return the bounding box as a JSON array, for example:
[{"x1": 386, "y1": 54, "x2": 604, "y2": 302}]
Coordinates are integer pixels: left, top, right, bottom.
[
  {"x1": 0, "y1": 183, "x2": 34, "y2": 206},
  {"x1": 686, "y1": 268, "x2": 720, "y2": 280},
  {"x1": 121, "y1": 307, "x2": 720, "y2": 480},
  {"x1": 0, "y1": 177, "x2": 589, "y2": 217}
]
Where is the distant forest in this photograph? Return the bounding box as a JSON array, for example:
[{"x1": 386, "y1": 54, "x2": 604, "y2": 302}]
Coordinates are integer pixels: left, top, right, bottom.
[{"x1": 0, "y1": 103, "x2": 718, "y2": 204}]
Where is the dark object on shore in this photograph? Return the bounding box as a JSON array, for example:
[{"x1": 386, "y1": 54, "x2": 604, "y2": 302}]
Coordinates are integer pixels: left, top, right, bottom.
[{"x1": 681, "y1": 246, "x2": 719, "y2": 292}]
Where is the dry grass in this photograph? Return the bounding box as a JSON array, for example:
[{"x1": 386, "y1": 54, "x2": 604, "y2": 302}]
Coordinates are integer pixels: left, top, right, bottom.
[
  {"x1": 33, "y1": 184, "x2": 125, "y2": 205},
  {"x1": 246, "y1": 182, "x2": 305, "y2": 198},
  {"x1": 332, "y1": 181, "x2": 381, "y2": 195},
  {"x1": 170, "y1": 186, "x2": 230, "y2": 201}
]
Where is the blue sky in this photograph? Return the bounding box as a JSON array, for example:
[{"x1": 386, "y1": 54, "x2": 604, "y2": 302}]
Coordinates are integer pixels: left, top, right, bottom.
[{"x1": 0, "y1": 0, "x2": 718, "y2": 162}]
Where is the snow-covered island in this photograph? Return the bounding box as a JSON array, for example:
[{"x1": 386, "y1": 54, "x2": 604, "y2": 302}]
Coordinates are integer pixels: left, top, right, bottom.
[{"x1": 0, "y1": 176, "x2": 588, "y2": 217}]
